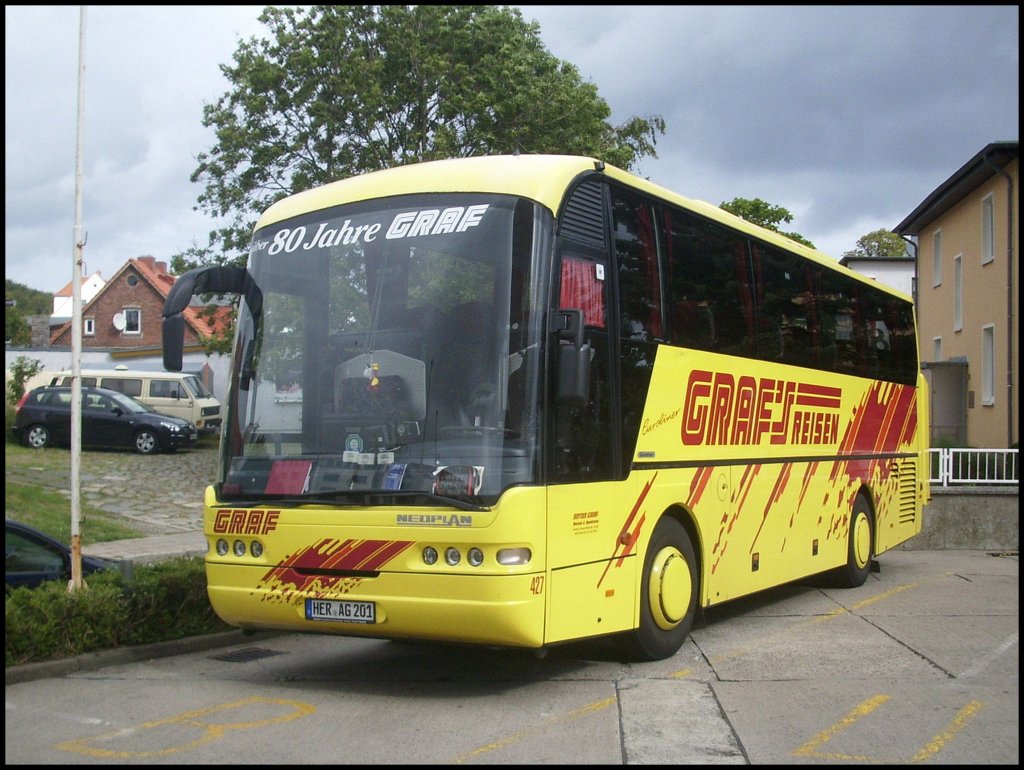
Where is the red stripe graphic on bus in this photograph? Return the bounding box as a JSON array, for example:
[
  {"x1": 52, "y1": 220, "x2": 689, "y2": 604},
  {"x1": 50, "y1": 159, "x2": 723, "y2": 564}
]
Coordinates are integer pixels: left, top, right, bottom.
[
  {"x1": 817, "y1": 381, "x2": 919, "y2": 542},
  {"x1": 837, "y1": 382, "x2": 915, "y2": 456},
  {"x1": 260, "y1": 538, "x2": 414, "y2": 596},
  {"x1": 833, "y1": 382, "x2": 917, "y2": 484},
  {"x1": 687, "y1": 466, "x2": 714, "y2": 509},
  {"x1": 751, "y1": 463, "x2": 793, "y2": 552},
  {"x1": 796, "y1": 461, "x2": 820, "y2": 514},
  {"x1": 709, "y1": 464, "x2": 760, "y2": 574},
  {"x1": 597, "y1": 473, "x2": 657, "y2": 587}
]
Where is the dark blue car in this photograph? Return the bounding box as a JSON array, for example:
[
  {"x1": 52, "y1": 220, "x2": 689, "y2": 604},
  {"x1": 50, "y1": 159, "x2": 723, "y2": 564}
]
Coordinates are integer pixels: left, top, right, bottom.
[
  {"x1": 12, "y1": 385, "x2": 197, "y2": 455},
  {"x1": 5, "y1": 519, "x2": 118, "y2": 589}
]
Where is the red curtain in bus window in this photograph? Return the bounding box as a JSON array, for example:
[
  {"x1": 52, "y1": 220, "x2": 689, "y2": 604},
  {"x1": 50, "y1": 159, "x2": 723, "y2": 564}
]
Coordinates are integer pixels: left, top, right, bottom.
[
  {"x1": 560, "y1": 255, "x2": 606, "y2": 328},
  {"x1": 734, "y1": 242, "x2": 756, "y2": 341},
  {"x1": 635, "y1": 204, "x2": 663, "y2": 339}
]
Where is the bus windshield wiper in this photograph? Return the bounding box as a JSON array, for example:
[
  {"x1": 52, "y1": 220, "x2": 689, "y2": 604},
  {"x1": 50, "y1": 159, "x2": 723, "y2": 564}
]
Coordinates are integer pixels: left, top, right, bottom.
[{"x1": 219, "y1": 489, "x2": 488, "y2": 512}]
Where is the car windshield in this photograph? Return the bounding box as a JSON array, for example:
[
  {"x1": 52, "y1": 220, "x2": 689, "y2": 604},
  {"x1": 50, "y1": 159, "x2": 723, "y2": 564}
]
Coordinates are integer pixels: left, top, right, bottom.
[
  {"x1": 218, "y1": 192, "x2": 549, "y2": 507},
  {"x1": 109, "y1": 392, "x2": 153, "y2": 414},
  {"x1": 184, "y1": 375, "x2": 213, "y2": 398}
]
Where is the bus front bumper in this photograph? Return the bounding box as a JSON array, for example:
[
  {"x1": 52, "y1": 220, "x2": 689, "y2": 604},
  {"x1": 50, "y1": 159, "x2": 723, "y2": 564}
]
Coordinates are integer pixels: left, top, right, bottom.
[{"x1": 206, "y1": 562, "x2": 547, "y2": 649}]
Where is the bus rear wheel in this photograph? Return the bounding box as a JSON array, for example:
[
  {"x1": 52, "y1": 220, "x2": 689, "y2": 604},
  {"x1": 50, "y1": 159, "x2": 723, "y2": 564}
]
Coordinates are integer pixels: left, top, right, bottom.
[
  {"x1": 619, "y1": 516, "x2": 697, "y2": 661},
  {"x1": 832, "y1": 493, "x2": 874, "y2": 588}
]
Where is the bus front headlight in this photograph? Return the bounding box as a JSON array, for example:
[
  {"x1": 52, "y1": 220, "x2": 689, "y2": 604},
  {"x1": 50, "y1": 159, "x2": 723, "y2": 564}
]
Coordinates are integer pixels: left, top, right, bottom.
[{"x1": 496, "y1": 547, "x2": 531, "y2": 566}]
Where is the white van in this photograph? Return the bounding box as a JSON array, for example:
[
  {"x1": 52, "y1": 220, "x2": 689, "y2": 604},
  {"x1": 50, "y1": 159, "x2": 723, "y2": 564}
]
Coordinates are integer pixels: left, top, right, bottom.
[{"x1": 47, "y1": 367, "x2": 222, "y2": 435}]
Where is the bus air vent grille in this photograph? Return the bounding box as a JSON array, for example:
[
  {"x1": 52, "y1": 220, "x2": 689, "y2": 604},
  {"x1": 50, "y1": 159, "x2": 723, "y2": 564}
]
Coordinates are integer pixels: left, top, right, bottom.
[
  {"x1": 559, "y1": 179, "x2": 606, "y2": 249},
  {"x1": 898, "y1": 460, "x2": 917, "y2": 525}
]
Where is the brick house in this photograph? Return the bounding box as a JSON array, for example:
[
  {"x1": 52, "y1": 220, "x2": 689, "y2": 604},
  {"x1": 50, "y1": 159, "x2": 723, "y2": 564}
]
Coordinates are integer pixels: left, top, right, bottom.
[{"x1": 49, "y1": 256, "x2": 231, "y2": 351}]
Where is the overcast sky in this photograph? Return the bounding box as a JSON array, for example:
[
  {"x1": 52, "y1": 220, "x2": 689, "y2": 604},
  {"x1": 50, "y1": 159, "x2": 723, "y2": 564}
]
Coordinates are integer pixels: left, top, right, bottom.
[{"x1": 5, "y1": 5, "x2": 1019, "y2": 294}]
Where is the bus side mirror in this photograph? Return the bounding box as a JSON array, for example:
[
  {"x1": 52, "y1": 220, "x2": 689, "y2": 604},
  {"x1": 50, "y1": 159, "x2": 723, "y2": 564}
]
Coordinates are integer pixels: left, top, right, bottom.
[
  {"x1": 163, "y1": 315, "x2": 185, "y2": 372},
  {"x1": 552, "y1": 309, "x2": 591, "y2": 407},
  {"x1": 161, "y1": 265, "x2": 262, "y2": 373}
]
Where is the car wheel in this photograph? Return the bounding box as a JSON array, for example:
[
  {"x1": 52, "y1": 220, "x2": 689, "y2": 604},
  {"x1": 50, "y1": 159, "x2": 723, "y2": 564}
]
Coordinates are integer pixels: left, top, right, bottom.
[
  {"x1": 23, "y1": 424, "x2": 51, "y2": 449},
  {"x1": 133, "y1": 428, "x2": 159, "y2": 455}
]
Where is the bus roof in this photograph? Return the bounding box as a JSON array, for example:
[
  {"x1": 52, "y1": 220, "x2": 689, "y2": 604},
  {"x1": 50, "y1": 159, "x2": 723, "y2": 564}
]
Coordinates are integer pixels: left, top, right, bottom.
[
  {"x1": 254, "y1": 154, "x2": 913, "y2": 303},
  {"x1": 255, "y1": 154, "x2": 601, "y2": 228}
]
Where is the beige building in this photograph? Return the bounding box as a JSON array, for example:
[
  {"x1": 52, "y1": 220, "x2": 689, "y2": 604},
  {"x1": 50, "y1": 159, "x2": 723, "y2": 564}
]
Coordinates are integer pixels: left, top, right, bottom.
[{"x1": 896, "y1": 141, "x2": 1018, "y2": 449}]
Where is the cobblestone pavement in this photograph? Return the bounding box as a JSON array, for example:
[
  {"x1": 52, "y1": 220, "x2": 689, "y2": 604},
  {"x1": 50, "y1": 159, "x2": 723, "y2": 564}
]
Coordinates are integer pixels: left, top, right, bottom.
[{"x1": 6, "y1": 442, "x2": 217, "y2": 537}]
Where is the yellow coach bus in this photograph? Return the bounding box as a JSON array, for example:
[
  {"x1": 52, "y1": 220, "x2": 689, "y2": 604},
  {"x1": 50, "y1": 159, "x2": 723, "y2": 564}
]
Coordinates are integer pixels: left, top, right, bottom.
[{"x1": 162, "y1": 154, "x2": 929, "y2": 660}]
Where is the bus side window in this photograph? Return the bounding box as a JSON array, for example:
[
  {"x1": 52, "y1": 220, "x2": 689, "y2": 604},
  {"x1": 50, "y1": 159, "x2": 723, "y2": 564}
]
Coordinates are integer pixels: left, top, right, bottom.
[
  {"x1": 612, "y1": 186, "x2": 663, "y2": 341},
  {"x1": 752, "y1": 242, "x2": 822, "y2": 367},
  {"x1": 670, "y1": 301, "x2": 715, "y2": 348},
  {"x1": 559, "y1": 255, "x2": 605, "y2": 329},
  {"x1": 659, "y1": 205, "x2": 748, "y2": 355},
  {"x1": 552, "y1": 250, "x2": 613, "y2": 482}
]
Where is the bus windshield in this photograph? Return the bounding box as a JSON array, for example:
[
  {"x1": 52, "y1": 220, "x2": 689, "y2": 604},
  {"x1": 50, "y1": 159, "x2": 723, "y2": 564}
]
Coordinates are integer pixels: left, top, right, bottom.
[{"x1": 220, "y1": 193, "x2": 547, "y2": 507}]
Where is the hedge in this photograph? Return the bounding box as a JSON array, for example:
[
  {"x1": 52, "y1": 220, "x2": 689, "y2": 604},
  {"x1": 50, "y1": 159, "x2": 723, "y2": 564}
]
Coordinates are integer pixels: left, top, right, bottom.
[{"x1": 5, "y1": 557, "x2": 232, "y2": 667}]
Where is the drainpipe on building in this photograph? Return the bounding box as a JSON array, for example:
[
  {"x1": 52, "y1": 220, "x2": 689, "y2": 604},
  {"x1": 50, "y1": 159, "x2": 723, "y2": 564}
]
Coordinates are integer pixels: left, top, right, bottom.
[
  {"x1": 901, "y1": 235, "x2": 919, "y2": 319},
  {"x1": 981, "y1": 152, "x2": 1015, "y2": 448}
]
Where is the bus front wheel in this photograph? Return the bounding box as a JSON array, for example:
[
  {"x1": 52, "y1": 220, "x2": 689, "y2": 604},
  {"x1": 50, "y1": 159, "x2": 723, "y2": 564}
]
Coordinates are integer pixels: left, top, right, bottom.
[
  {"x1": 832, "y1": 493, "x2": 874, "y2": 588},
  {"x1": 619, "y1": 516, "x2": 697, "y2": 661}
]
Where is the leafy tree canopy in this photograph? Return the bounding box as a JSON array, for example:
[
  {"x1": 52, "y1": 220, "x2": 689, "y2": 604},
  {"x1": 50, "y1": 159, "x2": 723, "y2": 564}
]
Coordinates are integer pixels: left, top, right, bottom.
[
  {"x1": 5, "y1": 279, "x2": 52, "y2": 346},
  {"x1": 175, "y1": 4, "x2": 666, "y2": 292},
  {"x1": 719, "y1": 197, "x2": 815, "y2": 249},
  {"x1": 841, "y1": 228, "x2": 909, "y2": 260}
]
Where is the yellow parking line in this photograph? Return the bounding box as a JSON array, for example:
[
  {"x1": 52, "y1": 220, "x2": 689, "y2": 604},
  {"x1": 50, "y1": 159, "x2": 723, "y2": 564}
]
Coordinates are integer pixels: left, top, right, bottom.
[
  {"x1": 812, "y1": 582, "x2": 920, "y2": 622},
  {"x1": 792, "y1": 694, "x2": 890, "y2": 760},
  {"x1": 54, "y1": 696, "x2": 316, "y2": 759},
  {"x1": 909, "y1": 700, "x2": 984, "y2": 762},
  {"x1": 793, "y1": 694, "x2": 985, "y2": 762}
]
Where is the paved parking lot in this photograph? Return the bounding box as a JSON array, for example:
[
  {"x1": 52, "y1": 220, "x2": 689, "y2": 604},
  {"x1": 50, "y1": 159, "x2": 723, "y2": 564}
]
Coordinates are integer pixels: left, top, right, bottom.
[
  {"x1": 6, "y1": 441, "x2": 217, "y2": 536},
  {"x1": 4, "y1": 549, "x2": 1018, "y2": 763},
  {"x1": 6, "y1": 443, "x2": 1018, "y2": 762}
]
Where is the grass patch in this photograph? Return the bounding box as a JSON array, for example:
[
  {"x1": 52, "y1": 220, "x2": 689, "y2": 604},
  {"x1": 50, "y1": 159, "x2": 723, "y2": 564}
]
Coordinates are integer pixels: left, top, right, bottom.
[
  {"x1": 6, "y1": 418, "x2": 232, "y2": 667},
  {"x1": 5, "y1": 480, "x2": 142, "y2": 543}
]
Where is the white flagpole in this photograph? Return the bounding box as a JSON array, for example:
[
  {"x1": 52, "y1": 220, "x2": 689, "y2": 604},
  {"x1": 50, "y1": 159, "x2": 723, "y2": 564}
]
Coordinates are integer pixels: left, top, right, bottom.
[{"x1": 69, "y1": 5, "x2": 87, "y2": 591}]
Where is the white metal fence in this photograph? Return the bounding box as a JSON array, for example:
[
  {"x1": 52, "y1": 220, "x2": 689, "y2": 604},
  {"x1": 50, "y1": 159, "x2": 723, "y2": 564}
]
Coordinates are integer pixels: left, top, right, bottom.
[{"x1": 929, "y1": 447, "x2": 1020, "y2": 487}]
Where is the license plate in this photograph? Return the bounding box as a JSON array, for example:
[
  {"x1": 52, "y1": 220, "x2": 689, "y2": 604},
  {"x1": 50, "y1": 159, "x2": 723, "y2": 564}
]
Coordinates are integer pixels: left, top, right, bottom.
[{"x1": 305, "y1": 598, "x2": 376, "y2": 624}]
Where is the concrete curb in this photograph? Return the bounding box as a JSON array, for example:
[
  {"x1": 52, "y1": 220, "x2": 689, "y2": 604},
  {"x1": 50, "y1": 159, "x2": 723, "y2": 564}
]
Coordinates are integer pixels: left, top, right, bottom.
[{"x1": 5, "y1": 630, "x2": 282, "y2": 686}]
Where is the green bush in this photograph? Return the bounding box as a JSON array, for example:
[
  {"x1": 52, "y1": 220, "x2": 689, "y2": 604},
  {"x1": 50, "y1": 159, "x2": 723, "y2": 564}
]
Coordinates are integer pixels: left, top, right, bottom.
[
  {"x1": 6, "y1": 355, "x2": 43, "y2": 406},
  {"x1": 5, "y1": 557, "x2": 232, "y2": 667}
]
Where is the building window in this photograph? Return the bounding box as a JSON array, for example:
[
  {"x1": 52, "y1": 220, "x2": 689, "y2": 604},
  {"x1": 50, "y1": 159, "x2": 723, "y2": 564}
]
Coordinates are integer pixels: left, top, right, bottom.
[
  {"x1": 124, "y1": 308, "x2": 141, "y2": 334},
  {"x1": 932, "y1": 230, "x2": 942, "y2": 286},
  {"x1": 83, "y1": 318, "x2": 95, "y2": 336},
  {"x1": 932, "y1": 337, "x2": 942, "y2": 361},
  {"x1": 953, "y1": 254, "x2": 962, "y2": 332},
  {"x1": 981, "y1": 193, "x2": 995, "y2": 265},
  {"x1": 981, "y1": 325, "x2": 995, "y2": 406}
]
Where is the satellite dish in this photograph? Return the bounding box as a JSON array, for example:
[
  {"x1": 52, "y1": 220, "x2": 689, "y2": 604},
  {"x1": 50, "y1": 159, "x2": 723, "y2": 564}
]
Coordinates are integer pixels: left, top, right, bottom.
[{"x1": 112, "y1": 312, "x2": 126, "y2": 331}]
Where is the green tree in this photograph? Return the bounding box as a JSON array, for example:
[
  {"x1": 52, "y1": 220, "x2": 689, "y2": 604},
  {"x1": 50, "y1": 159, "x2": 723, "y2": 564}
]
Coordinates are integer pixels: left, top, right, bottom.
[
  {"x1": 7, "y1": 356, "x2": 43, "y2": 405},
  {"x1": 5, "y1": 279, "x2": 52, "y2": 346},
  {"x1": 5, "y1": 306, "x2": 31, "y2": 347},
  {"x1": 719, "y1": 197, "x2": 815, "y2": 248},
  {"x1": 174, "y1": 5, "x2": 666, "y2": 350},
  {"x1": 841, "y1": 228, "x2": 909, "y2": 260}
]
